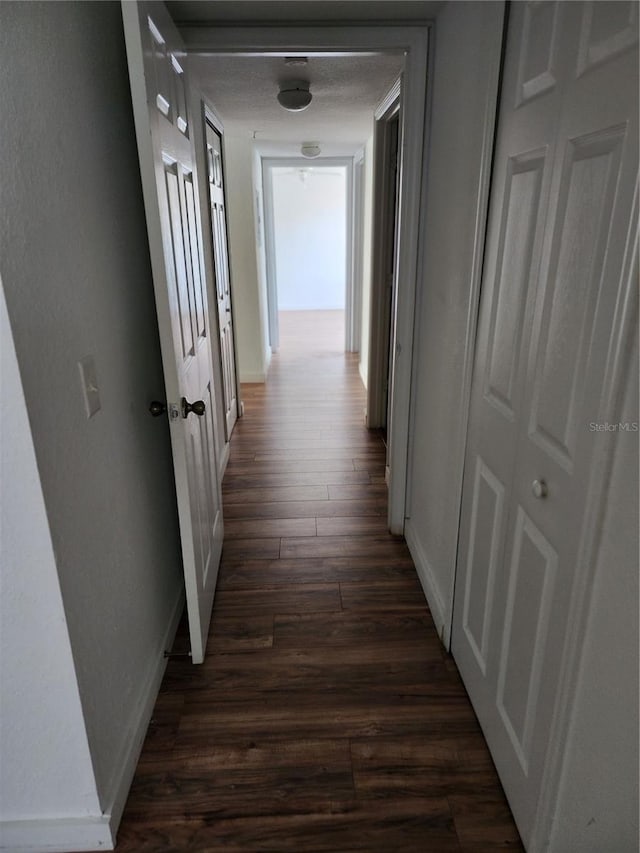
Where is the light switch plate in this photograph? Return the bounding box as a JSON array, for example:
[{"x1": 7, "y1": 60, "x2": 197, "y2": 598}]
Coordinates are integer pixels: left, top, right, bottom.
[{"x1": 78, "y1": 355, "x2": 101, "y2": 418}]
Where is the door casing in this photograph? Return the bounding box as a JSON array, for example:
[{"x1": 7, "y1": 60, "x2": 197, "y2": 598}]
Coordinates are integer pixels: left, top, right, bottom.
[
  {"x1": 367, "y1": 79, "x2": 401, "y2": 441},
  {"x1": 179, "y1": 25, "x2": 430, "y2": 534},
  {"x1": 262, "y1": 156, "x2": 355, "y2": 353}
]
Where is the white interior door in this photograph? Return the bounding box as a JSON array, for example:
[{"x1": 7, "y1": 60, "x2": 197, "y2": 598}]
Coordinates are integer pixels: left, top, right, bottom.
[
  {"x1": 122, "y1": 0, "x2": 223, "y2": 664},
  {"x1": 452, "y1": 0, "x2": 638, "y2": 844},
  {"x1": 205, "y1": 119, "x2": 238, "y2": 439}
]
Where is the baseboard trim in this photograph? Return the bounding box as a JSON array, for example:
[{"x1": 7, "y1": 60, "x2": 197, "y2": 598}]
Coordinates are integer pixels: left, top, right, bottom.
[
  {"x1": 405, "y1": 518, "x2": 450, "y2": 647},
  {"x1": 219, "y1": 441, "x2": 230, "y2": 478},
  {"x1": 358, "y1": 359, "x2": 367, "y2": 390},
  {"x1": 239, "y1": 371, "x2": 267, "y2": 383},
  {"x1": 102, "y1": 586, "x2": 185, "y2": 839},
  {"x1": 0, "y1": 816, "x2": 113, "y2": 852}
]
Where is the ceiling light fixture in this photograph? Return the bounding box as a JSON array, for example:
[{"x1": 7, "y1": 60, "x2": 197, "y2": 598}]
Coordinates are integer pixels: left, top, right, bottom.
[
  {"x1": 300, "y1": 143, "x2": 321, "y2": 159},
  {"x1": 277, "y1": 80, "x2": 312, "y2": 112}
]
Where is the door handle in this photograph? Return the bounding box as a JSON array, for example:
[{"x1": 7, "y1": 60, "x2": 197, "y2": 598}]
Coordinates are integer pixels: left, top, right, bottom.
[
  {"x1": 532, "y1": 479, "x2": 548, "y2": 499},
  {"x1": 149, "y1": 400, "x2": 166, "y2": 417},
  {"x1": 181, "y1": 397, "x2": 206, "y2": 418}
]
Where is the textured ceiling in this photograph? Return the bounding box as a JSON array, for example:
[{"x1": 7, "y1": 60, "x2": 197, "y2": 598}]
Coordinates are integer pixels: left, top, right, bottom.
[
  {"x1": 189, "y1": 52, "x2": 405, "y2": 150},
  {"x1": 166, "y1": 1, "x2": 444, "y2": 25},
  {"x1": 170, "y1": 0, "x2": 438, "y2": 152}
]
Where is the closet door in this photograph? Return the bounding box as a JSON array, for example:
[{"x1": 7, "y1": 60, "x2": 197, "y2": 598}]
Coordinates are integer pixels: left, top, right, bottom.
[{"x1": 452, "y1": 1, "x2": 638, "y2": 844}]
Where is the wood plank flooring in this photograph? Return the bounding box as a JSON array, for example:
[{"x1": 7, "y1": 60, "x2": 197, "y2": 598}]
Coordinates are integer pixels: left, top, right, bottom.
[{"x1": 113, "y1": 311, "x2": 523, "y2": 852}]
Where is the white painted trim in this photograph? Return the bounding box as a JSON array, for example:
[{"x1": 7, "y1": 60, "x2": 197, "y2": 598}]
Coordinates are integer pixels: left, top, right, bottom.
[
  {"x1": 179, "y1": 25, "x2": 431, "y2": 536},
  {"x1": 383, "y1": 49, "x2": 429, "y2": 535},
  {"x1": 0, "y1": 817, "x2": 114, "y2": 852},
  {"x1": 262, "y1": 157, "x2": 354, "y2": 349},
  {"x1": 405, "y1": 518, "x2": 448, "y2": 646},
  {"x1": 203, "y1": 105, "x2": 243, "y2": 425},
  {"x1": 445, "y1": 4, "x2": 506, "y2": 644},
  {"x1": 344, "y1": 162, "x2": 355, "y2": 352},
  {"x1": 261, "y1": 159, "x2": 280, "y2": 351},
  {"x1": 530, "y1": 180, "x2": 640, "y2": 853},
  {"x1": 349, "y1": 150, "x2": 365, "y2": 353},
  {"x1": 359, "y1": 359, "x2": 368, "y2": 392},
  {"x1": 375, "y1": 76, "x2": 402, "y2": 120},
  {"x1": 189, "y1": 93, "x2": 233, "y2": 479},
  {"x1": 218, "y1": 441, "x2": 230, "y2": 476},
  {"x1": 181, "y1": 26, "x2": 430, "y2": 55},
  {"x1": 367, "y1": 82, "x2": 401, "y2": 431}
]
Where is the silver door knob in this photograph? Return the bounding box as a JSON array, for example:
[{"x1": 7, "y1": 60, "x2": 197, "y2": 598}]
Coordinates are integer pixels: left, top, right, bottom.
[{"x1": 532, "y1": 479, "x2": 548, "y2": 499}]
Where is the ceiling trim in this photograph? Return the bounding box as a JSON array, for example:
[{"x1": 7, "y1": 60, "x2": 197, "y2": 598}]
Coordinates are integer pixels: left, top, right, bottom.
[
  {"x1": 375, "y1": 76, "x2": 402, "y2": 119},
  {"x1": 180, "y1": 24, "x2": 430, "y2": 56}
]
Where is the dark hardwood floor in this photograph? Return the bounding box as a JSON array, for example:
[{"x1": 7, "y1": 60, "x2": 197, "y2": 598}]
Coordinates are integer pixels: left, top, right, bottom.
[{"x1": 113, "y1": 311, "x2": 523, "y2": 852}]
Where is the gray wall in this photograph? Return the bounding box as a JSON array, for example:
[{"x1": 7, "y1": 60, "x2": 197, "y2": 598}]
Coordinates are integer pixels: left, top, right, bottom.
[
  {"x1": 406, "y1": 1, "x2": 504, "y2": 639},
  {"x1": 407, "y1": 3, "x2": 639, "y2": 847},
  {"x1": 550, "y1": 327, "x2": 639, "y2": 851},
  {"x1": 0, "y1": 0, "x2": 183, "y2": 819}
]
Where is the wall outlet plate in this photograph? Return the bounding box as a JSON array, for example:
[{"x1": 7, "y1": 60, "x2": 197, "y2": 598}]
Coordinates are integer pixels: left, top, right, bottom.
[{"x1": 78, "y1": 355, "x2": 101, "y2": 418}]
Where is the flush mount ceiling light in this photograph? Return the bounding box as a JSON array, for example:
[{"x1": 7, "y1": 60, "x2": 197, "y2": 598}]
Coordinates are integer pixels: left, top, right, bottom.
[
  {"x1": 277, "y1": 80, "x2": 312, "y2": 112},
  {"x1": 300, "y1": 143, "x2": 321, "y2": 159}
]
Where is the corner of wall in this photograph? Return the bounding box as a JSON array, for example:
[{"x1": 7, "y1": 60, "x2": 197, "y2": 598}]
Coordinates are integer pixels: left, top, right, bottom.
[
  {"x1": 359, "y1": 133, "x2": 375, "y2": 390},
  {"x1": 224, "y1": 135, "x2": 269, "y2": 382},
  {"x1": 0, "y1": 276, "x2": 103, "y2": 848}
]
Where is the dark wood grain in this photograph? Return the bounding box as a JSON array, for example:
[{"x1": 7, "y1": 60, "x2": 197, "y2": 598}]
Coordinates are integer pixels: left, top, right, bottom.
[
  {"x1": 224, "y1": 497, "x2": 387, "y2": 520},
  {"x1": 110, "y1": 311, "x2": 522, "y2": 852},
  {"x1": 223, "y1": 517, "x2": 317, "y2": 539}
]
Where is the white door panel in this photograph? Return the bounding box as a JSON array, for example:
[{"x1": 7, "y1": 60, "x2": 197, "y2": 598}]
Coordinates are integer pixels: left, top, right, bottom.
[
  {"x1": 453, "y1": 1, "x2": 638, "y2": 845},
  {"x1": 206, "y1": 121, "x2": 238, "y2": 440},
  {"x1": 123, "y1": 1, "x2": 223, "y2": 664}
]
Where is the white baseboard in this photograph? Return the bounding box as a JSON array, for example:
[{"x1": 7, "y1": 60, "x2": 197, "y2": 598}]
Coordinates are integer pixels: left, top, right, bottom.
[
  {"x1": 358, "y1": 359, "x2": 368, "y2": 390},
  {"x1": 239, "y1": 371, "x2": 266, "y2": 383},
  {"x1": 102, "y1": 586, "x2": 185, "y2": 839},
  {"x1": 405, "y1": 518, "x2": 451, "y2": 648},
  {"x1": 218, "y1": 441, "x2": 230, "y2": 478},
  {"x1": 0, "y1": 816, "x2": 113, "y2": 852}
]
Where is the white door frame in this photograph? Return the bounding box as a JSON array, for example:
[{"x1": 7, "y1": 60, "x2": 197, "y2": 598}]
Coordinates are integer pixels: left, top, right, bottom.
[
  {"x1": 262, "y1": 156, "x2": 355, "y2": 352},
  {"x1": 189, "y1": 96, "x2": 233, "y2": 475},
  {"x1": 202, "y1": 106, "x2": 243, "y2": 436},
  {"x1": 181, "y1": 25, "x2": 430, "y2": 534},
  {"x1": 367, "y1": 78, "x2": 401, "y2": 434},
  {"x1": 350, "y1": 148, "x2": 366, "y2": 354}
]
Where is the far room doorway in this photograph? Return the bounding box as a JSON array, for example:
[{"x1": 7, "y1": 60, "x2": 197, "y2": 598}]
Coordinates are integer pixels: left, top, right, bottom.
[{"x1": 263, "y1": 157, "x2": 355, "y2": 356}]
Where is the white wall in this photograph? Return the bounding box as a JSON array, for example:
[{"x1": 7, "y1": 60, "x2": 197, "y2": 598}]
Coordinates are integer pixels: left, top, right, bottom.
[
  {"x1": 271, "y1": 168, "x2": 346, "y2": 311},
  {"x1": 0, "y1": 2, "x2": 183, "y2": 846},
  {"x1": 224, "y1": 135, "x2": 271, "y2": 382},
  {"x1": 359, "y1": 134, "x2": 375, "y2": 389},
  {"x1": 549, "y1": 328, "x2": 639, "y2": 852},
  {"x1": 405, "y1": 1, "x2": 504, "y2": 638},
  {"x1": 0, "y1": 279, "x2": 107, "y2": 847}
]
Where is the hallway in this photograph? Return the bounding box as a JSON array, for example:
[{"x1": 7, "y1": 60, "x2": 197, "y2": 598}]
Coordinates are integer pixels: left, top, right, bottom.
[{"x1": 114, "y1": 311, "x2": 522, "y2": 851}]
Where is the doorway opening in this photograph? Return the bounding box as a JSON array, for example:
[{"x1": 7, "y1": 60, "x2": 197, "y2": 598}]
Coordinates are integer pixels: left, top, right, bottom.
[
  {"x1": 262, "y1": 158, "x2": 353, "y2": 356},
  {"x1": 185, "y1": 27, "x2": 429, "y2": 533}
]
